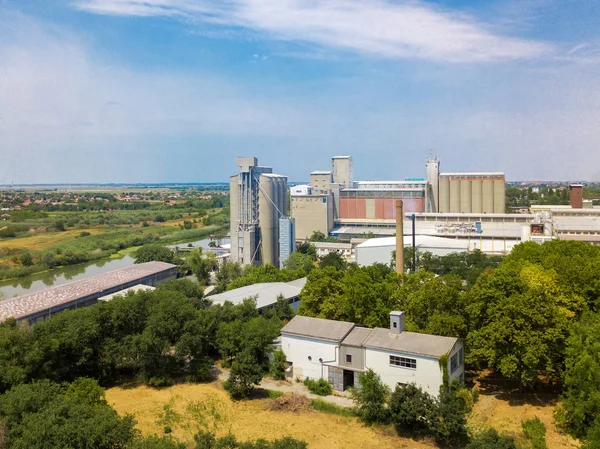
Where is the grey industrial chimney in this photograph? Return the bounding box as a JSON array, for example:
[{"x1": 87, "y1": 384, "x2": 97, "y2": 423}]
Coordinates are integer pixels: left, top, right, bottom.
[
  {"x1": 390, "y1": 311, "x2": 405, "y2": 334},
  {"x1": 395, "y1": 200, "x2": 404, "y2": 275}
]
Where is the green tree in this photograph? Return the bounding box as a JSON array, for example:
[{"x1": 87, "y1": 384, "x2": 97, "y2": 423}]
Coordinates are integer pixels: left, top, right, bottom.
[
  {"x1": 351, "y1": 369, "x2": 390, "y2": 424},
  {"x1": 467, "y1": 261, "x2": 584, "y2": 386},
  {"x1": 135, "y1": 245, "x2": 174, "y2": 264},
  {"x1": 214, "y1": 262, "x2": 243, "y2": 293},
  {"x1": 283, "y1": 252, "x2": 314, "y2": 275},
  {"x1": 318, "y1": 252, "x2": 346, "y2": 271},
  {"x1": 223, "y1": 349, "x2": 264, "y2": 399},
  {"x1": 431, "y1": 382, "x2": 468, "y2": 446},
  {"x1": 556, "y1": 312, "x2": 600, "y2": 438},
  {"x1": 19, "y1": 252, "x2": 33, "y2": 267},
  {"x1": 187, "y1": 248, "x2": 218, "y2": 285},
  {"x1": 295, "y1": 242, "x2": 317, "y2": 260},
  {"x1": 127, "y1": 435, "x2": 186, "y2": 449},
  {"x1": 269, "y1": 348, "x2": 288, "y2": 381},
  {"x1": 390, "y1": 383, "x2": 436, "y2": 433}
]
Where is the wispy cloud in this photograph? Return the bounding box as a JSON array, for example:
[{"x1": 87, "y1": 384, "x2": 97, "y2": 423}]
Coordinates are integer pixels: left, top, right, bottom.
[{"x1": 73, "y1": 0, "x2": 552, "y2": 63}]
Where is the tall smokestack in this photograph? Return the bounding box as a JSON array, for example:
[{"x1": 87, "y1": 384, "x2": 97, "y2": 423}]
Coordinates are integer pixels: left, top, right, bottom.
[
  {"x1": 396, "y1": 200, "x2": 404, "y2": 275},
  {"x1": 570, "y1": 184, "x2": 583, "y2": 209}
]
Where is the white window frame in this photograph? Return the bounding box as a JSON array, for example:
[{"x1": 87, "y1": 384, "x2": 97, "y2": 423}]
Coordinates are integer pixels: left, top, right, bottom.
[{"x1": 389, "y1": 355, "x2": 417, "y2": 369}]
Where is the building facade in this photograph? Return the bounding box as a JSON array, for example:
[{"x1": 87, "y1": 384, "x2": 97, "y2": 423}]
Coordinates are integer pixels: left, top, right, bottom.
[{"x1": 280, "y1": 312, "x2": 464, "y2": 396}]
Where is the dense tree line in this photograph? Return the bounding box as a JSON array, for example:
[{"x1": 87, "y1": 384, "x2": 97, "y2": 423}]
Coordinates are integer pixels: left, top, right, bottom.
[
  {"x1": 299, "y1": 240, "x2": 600, "y2": 445},
  {"x1": 0, "y1": 279, "x2": 287, "y2": 392}
]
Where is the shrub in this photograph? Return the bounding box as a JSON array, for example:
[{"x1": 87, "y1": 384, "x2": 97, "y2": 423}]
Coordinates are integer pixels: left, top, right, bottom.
[
  {"x1": 472, "y1": 386, "x2": 480, "y2": 403},
  {"x1": 269, "y1": 349, "x2": 288, "y2": 381},
  {"x1": 79, "y1": 231, "x2": 91, "y2": 237},
  {"x1": 19, "y1": 252, "x2": 33, "y2": 267},
  {"x1": 303, "y1": 378, "x2": 333, "y2": 396},
  {"x1": 432, "y1": 382, "x2": 468, "y2": 447},
  {"x1": 163, "y1": 425, "x2": 172, "y2": 434},
  {"x1": 522, "y1": 417, "x2": 547, "y2": 449},
  {"x1": 350, "y1": 369, "x2": 390, "y2": 424},
  {"x1": 466, "y1": 428, "x2": 519, "y2": 449},
  {"x1": 390, "y1": 383, "x2": 436, "y2": 433}
]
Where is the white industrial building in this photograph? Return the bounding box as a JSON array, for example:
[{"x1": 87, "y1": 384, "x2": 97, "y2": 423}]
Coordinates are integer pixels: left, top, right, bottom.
[
  {"x1": 280, "y1": 312, "x2": 464, "y2": 396},
  {"x1": 312, "y1": 242, "x2": 354, "y2": 261},
  {"x1": 208, "y1": 278, "x2": 306, "y2": 312},
  {"x1": 355, "y1": 235, "x2": 470, "y2": 267}
]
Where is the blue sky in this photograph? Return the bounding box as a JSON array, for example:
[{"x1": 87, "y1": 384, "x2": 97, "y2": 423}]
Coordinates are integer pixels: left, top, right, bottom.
[{"x1": 1, "y1": 0, "x2": 599, "y2": 183}]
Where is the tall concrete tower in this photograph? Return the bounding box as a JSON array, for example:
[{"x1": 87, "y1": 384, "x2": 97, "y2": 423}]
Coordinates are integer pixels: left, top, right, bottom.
[
  {"x1": 230, "y1": 157, "x2": 288, "y2": 267},
  {"x1": 332, "y1": 156, "x2": 353, "y2": 188},
  {"x1": 426, "y1": 153, "x2": 440, "y2": 212}
]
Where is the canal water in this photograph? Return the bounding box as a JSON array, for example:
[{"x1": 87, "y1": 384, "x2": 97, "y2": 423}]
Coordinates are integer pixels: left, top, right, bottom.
[{"x1": 0, "y1": 237, "x2": 230, "y2": 299}]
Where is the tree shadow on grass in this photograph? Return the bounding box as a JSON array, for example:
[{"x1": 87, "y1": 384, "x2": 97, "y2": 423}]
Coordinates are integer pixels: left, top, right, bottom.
[{"x1": 474, "y1": 370, "x2": 561, "y2": 408}]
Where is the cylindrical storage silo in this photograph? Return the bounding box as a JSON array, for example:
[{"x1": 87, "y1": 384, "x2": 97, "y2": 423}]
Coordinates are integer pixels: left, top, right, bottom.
[
  {"x1": 493, "y1": 179, "x2": 505, "y2": 213},
  {"x1": 449, "y1": 177, "x2": 461, "y2": 213},
  {"x1": 482, "y1": 179, "x2": 494, "y2": 213},
  {"x1": 259, "y1": 176, "x2": 275, "y2": 266},
  {"x1": 439, "y1": 176, "x2": 450, "y2": 213},
  {"x1": 460, "y1": 179, "x2": 472, "y2": 213},
  {"x1": 471, "y1": 179, "x2": 483, "y2": 214}
]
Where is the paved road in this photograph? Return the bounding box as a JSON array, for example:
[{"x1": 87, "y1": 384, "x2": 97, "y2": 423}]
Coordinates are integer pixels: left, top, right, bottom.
[{"x1": 216, "y1": 367, "x2": 355, "y2": 408}]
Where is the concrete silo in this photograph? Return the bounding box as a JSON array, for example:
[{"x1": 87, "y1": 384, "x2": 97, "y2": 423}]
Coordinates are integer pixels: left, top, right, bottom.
[
  {"x1": 493, "y1": 177, "x2": 505, "y2": 213},
  {"x1": 460, "y1": 179, "x2": 472, "y2": 213},
  {"x1": 471, "y1": 179, "x2": 483, "y2": 214},
  {"x1": 482, "y1": 178, "x2": 494, "y2": 213},
  {"x1": 449, "y1": 177, "x2": 461, "y2": 213},
  {"x1": 439, "y1": 175, "x2": 450, "y2": 213}
]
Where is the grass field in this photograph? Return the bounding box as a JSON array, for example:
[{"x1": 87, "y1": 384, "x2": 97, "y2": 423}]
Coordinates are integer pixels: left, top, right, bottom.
[
  {"x1": 106, "y1": 382, "x2": 436, "y2": 449},
  {"x1": 0, "y1": 227, "x2": 106, "y2": 251}
]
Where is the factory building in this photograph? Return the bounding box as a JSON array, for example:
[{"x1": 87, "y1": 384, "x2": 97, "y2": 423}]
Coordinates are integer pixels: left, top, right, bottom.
[
  {"x1": 0, "y1": 262, "x2": 177, "y2": 325},
  {"x1": 230, "y1": 157, "x2": 290, "y2": 267},
  {"x1": 291, "y1": 154, "x2": 506, "y2": 243}
]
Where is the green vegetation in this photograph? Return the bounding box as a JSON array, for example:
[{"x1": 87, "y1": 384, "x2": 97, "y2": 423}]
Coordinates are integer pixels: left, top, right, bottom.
[
  {"x1": 193, "y1": 431, "x2": 307, "y2": 449},
  {"x1": 310, "y1": 398, "x2": 356, "y2": 417},
  {"x1": 522, "y1": 417, "x2": 548, "y2": 449},
  {"x1": 302, "y1": 378, "x2": 333, "y2": 396},
  {"x1": 350, "y1": 369, "x2": 390, "y2": 424},
  {"x1": 465, "y1": 428, "x2": 519, "y2": 449}
]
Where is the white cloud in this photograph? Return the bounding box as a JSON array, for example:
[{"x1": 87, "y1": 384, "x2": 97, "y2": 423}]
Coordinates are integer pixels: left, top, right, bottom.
[{"x1": 73, "y1": 0, "x2": 552, "y2": 63}]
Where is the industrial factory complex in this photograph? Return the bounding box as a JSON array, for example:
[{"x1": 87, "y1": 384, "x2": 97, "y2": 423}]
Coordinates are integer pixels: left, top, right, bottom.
[{"x1": 228, "y1": 154, "x2": 600, "y2": 268}]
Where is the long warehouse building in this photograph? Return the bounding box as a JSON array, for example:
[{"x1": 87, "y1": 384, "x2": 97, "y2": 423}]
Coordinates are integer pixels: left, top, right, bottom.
[{"x1": 0, "y1": 261, "x2": 177, "y2": 325}]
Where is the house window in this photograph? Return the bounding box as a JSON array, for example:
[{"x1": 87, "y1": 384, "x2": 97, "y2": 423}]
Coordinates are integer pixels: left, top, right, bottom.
[
  {"x1": 346, "y1": 354, "x2": 352, "y2": 364},
  {"x1": 450, "y1": 353, "x2": 459, "y2": 373},
  {"x1": 389, "y1": 355, "x2": 416, "y2": 369}
]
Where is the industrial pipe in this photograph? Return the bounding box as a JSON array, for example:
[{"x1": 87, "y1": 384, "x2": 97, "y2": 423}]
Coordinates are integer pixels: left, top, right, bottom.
[{"x1": 396, "y1": 200, "x2": 404, "y2": 277}]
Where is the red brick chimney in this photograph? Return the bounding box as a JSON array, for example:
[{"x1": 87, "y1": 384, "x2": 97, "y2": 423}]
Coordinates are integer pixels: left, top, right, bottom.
[{"x1": 570, "y1": 184, "x2": 583, "y2": 209}]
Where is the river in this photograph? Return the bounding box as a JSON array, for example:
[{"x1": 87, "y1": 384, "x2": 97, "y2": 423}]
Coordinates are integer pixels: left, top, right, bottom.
[{"x1": 0, "y1": 237, "x2": 230, "y2": 299}]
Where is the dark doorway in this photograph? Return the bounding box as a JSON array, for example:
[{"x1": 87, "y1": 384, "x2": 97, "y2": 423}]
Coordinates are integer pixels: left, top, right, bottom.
[{"x1": 343, "y1": 370, "x2": 354, "y2": 390}]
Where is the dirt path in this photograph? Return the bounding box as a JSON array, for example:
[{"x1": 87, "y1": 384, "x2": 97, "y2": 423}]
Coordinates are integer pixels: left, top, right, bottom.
[{"x1": 217, "y1": 367, "x2": 355, "y2": 407}]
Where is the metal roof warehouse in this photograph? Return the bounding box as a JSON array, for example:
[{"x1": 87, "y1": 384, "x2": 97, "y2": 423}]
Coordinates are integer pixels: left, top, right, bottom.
[{"x1": 0, "y1": 261, "x2": 177, "y2": 324}]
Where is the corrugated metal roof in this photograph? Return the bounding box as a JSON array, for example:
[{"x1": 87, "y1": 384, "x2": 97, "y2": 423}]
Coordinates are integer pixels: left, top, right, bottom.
[
  {"x1": 0, "y1": 261, "x2": 176, "y2": 321},
  {"x1": 281, "y1": 315, "x2": 355, "y2": 342},
  {"x1": 209, "y1": 278, "x2": 306, "y2": 309},
  {"x1": 342, "y1": 327, "x2": 373, "y2": 347},
  {"x1": 363, "y1": 328, "x2": 458, "y2": 358}
]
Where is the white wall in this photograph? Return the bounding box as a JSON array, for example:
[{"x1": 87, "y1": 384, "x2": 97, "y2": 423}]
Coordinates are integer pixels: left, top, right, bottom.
[
  {"x1": 447, "y1": 341, "x2": 465, "y2": 383},
  {"x1": 365, "y1": 348, "x2": 444, "y2": 397},
  {"x1": 281, "y1": 334, "x2": 339, "y2": 381}
]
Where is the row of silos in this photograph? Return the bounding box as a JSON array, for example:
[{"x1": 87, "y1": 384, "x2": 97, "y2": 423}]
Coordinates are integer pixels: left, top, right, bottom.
[
  {"x1": 438, "y1": 174, "x2": 505, "y2": 214},
  {"x1": 258, "y1": 174, "x2": 288, "y2": 266}
]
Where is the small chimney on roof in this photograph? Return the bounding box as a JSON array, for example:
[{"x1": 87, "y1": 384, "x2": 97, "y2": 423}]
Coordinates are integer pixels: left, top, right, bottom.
[
  {"x1": 570, "y1": 184, "x2": 583, "y2": 209},
  {"x1": 390, "y1": 311, "x2": 405, "y2": 334}
]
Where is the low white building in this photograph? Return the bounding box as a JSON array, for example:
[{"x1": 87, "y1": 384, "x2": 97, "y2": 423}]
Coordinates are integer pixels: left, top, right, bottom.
[
  {"x1": 355, "y1": 235, "x2": 469, "y2": 267},
  {"x1": 280, "y1": 312, "x2": 464, "y2": 396},
  {"x1": 290, "y1": 184, "x2": 312, "y2": 196},
  {"x1": 312, "y1": 242, "x2": 354, "y2": 261}
]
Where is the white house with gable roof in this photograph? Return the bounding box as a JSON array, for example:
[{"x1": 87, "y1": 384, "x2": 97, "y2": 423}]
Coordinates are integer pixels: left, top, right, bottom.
[{"x1": 280, "y1": 311, "x2": 464, "y2": 396}]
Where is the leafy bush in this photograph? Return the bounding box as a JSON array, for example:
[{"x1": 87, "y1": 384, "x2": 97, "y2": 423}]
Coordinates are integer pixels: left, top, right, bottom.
[
  {"x1": 390, "y1": 383, "x2": 436, "y2": 433},
  {"x1": 350, "y1": 369, "x2": 390, "y2": 424},
  {"x1": 466, "y1": 428, "x2": 519, "y2": 449},
  {"x1": 303, "y1": 378, "x2": 333, "y2": 396},
  {"x1": 79, "y1": 231, "x2": 91, "y2": 237},
  {"x1": 522, "y1": 417, "x2": 547, "y2": 449},
  {"x1": 269, "y1": 349, "x2": 288, "y2": 381},
  {"x1": 193, "y1": 431, "x2": 307, "y2": 449}
]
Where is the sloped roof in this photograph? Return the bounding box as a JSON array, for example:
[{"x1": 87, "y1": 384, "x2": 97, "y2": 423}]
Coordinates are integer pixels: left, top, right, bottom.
[
  {"x1": 209, "y1": 278, "x2": 305, "y2": 309},
  {"x1": 342, "y1": 327, "x2": 373, "y2": 347},
  {"x1": 281, "y1": 315, "x2": 355, "y2": 342},
  {"x1": 363, "y1": 328, "x2": 458, "y2": 358}
]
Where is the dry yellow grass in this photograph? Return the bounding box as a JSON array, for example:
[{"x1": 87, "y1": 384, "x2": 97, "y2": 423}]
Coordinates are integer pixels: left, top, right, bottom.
[
  {"x1": 106, "y1": 383, "x2": 436, "y2": 449},
  {"x1": 469, "y1": 392, "x2": 580, "y2": 449},
  {"x1": 0, "y1": 228, "x2": 105, "y2": 251}
]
